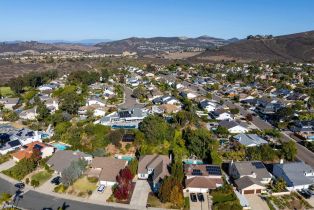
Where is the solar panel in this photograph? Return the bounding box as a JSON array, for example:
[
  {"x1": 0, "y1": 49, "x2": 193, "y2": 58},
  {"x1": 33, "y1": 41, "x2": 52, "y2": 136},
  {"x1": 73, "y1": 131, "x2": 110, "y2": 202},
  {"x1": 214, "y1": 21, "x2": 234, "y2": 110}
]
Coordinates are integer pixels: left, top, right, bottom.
[
  {"x1": 206, "y1": 166, "x2": 222, "y2": 175},
  {"x1": 252, "y1": 162, "x2": 265, "y2": 169},
  {"x1": 191, "y1": 169, "x2": 202, "y2": 176},
  {"x1": 34, "y1": 144, "x2": 43, "y2": 150},
  {"x1": 8, "y1": 140, "x2": 21, "y2": 147},
  {"x1": 119, "y1": 111, "x2": 131, "y2": 118}
]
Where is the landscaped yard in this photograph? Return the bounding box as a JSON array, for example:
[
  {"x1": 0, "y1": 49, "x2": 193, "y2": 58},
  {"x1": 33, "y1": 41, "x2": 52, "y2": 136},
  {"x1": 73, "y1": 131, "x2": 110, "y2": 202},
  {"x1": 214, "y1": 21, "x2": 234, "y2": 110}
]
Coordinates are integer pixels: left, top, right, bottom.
[
  {"x1": 66, "y1": 176, "x2": 97, "y2": 197},
  {"x1": 210, "y1": 185, "x2": 242, "y2": 210},
  {"x1": 0, "y1": 154, "x2": 11, "y2": 165},
  {"x1": 31, "y1": 170, "x2": 52, "y2": 185},
  {"x1": 269, "y1": 192, "x2": 312, "y2": 210},
  {"x1": 146, "y1": 193, "x2": 174, "y2": 209},
  {"x1": 0, "y1": 87, "x2": 14, "y2": 96}
]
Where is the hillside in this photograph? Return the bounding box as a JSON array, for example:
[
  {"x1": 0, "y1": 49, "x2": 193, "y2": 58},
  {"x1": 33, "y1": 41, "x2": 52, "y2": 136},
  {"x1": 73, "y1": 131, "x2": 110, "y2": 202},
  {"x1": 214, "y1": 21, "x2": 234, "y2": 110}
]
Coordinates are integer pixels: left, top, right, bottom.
[
  {"x1": 193, "y1": 31, "x2": 314, "y2": 62},
  {"x1": 0, "y1": 41, "x2": 99, "y2": 54},
  {"x1": 95, "y1": 36, "x2": 236, "y2": 54}
]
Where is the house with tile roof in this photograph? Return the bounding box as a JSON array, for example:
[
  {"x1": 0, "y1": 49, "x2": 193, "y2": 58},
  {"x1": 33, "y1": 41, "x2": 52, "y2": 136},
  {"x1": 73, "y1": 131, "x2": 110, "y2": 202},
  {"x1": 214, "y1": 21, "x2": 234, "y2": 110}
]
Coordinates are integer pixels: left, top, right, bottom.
[{"x1": 11, "y1": 141, "x2": 54, "y2": 162}]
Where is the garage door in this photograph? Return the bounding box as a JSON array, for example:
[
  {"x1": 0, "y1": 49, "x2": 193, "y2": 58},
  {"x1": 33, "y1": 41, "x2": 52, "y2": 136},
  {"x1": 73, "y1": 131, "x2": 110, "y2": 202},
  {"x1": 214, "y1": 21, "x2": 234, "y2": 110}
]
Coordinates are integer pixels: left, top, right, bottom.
[
  {"x1": 243, "y1": 190, "x2": 255, "y2": 194},
  {"x1": 256, "y1": 189, "x2": 261, "y2": 194}
]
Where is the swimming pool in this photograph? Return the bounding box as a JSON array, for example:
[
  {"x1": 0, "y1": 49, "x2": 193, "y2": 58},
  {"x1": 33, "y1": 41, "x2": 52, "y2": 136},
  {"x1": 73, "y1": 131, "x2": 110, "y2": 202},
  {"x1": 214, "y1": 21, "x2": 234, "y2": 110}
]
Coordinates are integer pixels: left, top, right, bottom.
[
  {"x1": 115, "y1": 155, "x2": 134, "y2": 162},
  {"x1": 183, "y1": 159, "x2": 203, "y2": 165},
  {"x1": 52, "y1": 142, "x2": 70, "y2": 150}
]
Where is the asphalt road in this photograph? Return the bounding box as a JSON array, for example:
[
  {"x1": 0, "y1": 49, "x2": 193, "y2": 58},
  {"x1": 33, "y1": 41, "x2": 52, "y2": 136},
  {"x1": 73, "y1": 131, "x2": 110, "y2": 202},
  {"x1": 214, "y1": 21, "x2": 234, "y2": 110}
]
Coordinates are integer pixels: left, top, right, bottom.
[
  {"x1": 18, "y1": 191, "x2": 129, "y2": 210},
  {"x1": 0, "y1": 178, "x2": 133, "y2": 210},
  {"x1": 118, "y1": 86, "x2": 145, "y2": 109}
]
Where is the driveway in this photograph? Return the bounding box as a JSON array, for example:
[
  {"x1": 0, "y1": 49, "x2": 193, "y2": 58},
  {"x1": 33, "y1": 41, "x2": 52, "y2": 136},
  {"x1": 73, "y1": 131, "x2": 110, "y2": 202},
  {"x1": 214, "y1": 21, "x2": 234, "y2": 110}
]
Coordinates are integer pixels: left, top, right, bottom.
[
  {"x1": 189, "y1": 193, "x2": 211, "y2": 210},
  {"x1": 0, "y1": 159, "x2": 15, "y2": 172},
  {"x1": 37, "y1": 175, "x2": 58, "y2": 193},
  {"x1": 118, "y1": 86, "x2": 145, "y2": 109},
  {"x1": 130, "y1": 180, "x2": 151, "y2": 207},
  {"x1": 89, "y1": 187, "x2": 112, "y2": 203},
  {"x1": 245, "y1": 194, "x2": 269, "y2": 210}
]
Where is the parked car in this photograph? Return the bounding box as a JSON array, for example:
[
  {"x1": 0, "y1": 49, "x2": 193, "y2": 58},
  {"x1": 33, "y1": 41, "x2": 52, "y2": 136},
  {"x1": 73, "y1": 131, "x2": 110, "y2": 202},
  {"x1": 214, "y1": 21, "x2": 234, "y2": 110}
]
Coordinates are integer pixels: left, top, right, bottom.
[
  {"x1": 97, "y1": 185, "x2": 105, "y2": 193},
  {"x1": 51, "y1": 176, "x2": 61, "y2": 185},
  {"x1": 14, "y1": 183, "x2": 25, "y2": 189},
  {"x1": 190, "y1": 193, "x2": 197, "y2": 202},
  {"x1": 298, "y1": 189, "x2": 311, "y2": 199},
  {"x1": 197, "y1": 193, "x2": 204, "y2": 202}
]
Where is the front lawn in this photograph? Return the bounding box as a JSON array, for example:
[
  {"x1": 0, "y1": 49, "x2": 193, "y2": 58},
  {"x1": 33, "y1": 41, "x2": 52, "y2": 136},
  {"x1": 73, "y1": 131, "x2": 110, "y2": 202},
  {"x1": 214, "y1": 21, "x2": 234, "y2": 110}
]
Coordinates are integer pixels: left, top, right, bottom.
[
  {"x1": 0, "y1": 154, "x2": 11, "y2": 165},
  {"x1": 66, "y1": 176, "x2": 97, "y2": 197},
  {"x1": 211, "y1": 185, "x2": 242, "y2": 210},
  {"x1": 2, "y1": 158, "x2": 37, "y2": 180},
  {"x1": 146, "y1": 193, "x2": 174, "y2": 209},
  {"x1": 31, "y1": 170, "x2": 52, "y2": 185}
]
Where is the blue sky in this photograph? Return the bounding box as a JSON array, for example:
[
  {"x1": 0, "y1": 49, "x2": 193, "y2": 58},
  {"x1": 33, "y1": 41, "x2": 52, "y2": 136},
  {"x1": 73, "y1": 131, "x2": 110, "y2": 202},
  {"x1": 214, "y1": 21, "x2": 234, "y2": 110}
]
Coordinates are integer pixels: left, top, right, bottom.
[{"x1": 1, "y1": 0, "x2": 314, "y2": 41}]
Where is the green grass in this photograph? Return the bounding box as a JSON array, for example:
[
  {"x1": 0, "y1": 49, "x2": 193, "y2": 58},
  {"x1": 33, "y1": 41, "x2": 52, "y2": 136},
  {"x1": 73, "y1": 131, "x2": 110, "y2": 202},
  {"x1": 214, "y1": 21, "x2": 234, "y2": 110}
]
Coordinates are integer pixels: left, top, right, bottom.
[
  {"x1": 0, "y1": 154, "x2": 11, "y2": 165},
  {"x1": 70, "y1": 176, "x2": 97, "y2": 194},
  {"x1": 31, "y1": 171, "x2": 52, "y2": 185},
  {"x1": 183, "y1": 197, "x2": 190, "y2": 210},
  {"x1": 265, "y1": 197, "x2": 276, "y2": 210},
  {"x1": 0, "y1": 87, "x2": 14, "y2": 96}
]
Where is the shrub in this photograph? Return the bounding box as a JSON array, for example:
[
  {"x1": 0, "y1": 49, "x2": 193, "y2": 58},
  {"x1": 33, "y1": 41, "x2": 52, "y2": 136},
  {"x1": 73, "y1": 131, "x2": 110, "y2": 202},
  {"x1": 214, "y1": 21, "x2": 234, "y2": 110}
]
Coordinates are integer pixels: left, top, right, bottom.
[
  {"x1": 87, "y1": 177, "x2": 98, "y2": 183},
  {"x1": 54, "y1": 184, "x2": 67, "y2": 193},
  {"x1": 30, "y1": 179, "x2": 40, "y2": 188}
]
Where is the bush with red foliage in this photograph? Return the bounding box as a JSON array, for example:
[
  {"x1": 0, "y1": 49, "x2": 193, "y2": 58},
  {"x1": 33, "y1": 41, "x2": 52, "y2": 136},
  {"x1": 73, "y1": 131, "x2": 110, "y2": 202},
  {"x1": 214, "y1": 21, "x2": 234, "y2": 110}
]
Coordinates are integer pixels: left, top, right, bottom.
[{"x1": 113, "y1": 167, "x2": 133, "y2": 201}]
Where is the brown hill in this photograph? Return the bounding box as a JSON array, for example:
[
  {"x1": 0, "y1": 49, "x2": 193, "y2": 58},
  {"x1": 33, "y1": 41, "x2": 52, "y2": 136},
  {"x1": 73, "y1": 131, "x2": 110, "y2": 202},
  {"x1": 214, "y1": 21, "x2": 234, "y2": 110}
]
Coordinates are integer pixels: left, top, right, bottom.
[
  {"x1": 95, "y1": 36, "x2": 236, "y2": 54},
  {"x1": 193, "y1": 31, "x2": 314, "y2": 62}
]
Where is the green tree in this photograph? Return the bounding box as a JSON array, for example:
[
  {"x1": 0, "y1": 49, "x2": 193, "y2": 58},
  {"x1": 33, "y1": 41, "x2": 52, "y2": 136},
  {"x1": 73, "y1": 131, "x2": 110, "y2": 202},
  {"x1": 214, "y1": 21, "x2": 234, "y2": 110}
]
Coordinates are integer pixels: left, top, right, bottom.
[
  {"x1": 230, "y1": 108, "x2": 240, "y2": 115},
  {"x1": 59, "y1": 91, "x2": 82, "y2": 115},
  {"x1": 36, "y1": 102, "x2": 50, "y2": 121},
  {"x1": 281, "y1": 140, "x2": 297, "y2": 161},
  {"x1": 159, "y1": 176, "x2": 184, "y2": 208},
  {"x1": 170, "y1": 161, "x2": 184, "y2": 183},
  {"x1": 273, "y1": 177, "x2": 287, "y2": 192},
  {"x1": 128, "y1": 158, "x2": 138, "y2": 177},
  {"x1": 215, "y1": 126, "x2": 229, "y2": 137},
  {"x1": 139, "y1": 115, "x2": 174, "y2": 145},
  {"x1": 183, "y1": 128, "x2": 221, "y2": 163}
]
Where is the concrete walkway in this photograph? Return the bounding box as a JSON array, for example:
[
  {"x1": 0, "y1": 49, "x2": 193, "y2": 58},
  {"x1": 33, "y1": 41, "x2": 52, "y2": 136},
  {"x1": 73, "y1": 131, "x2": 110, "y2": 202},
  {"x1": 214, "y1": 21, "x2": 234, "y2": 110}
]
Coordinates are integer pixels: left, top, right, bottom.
[
  {"x1": 245, "y1": 194, "x2": 269, "y2": 210},
  {"x1": 130, "y1": 180, "x2": 151, "y2": 207},
  {"x1": 0, "y1": 159, "x2": 15, "y2": 172}
]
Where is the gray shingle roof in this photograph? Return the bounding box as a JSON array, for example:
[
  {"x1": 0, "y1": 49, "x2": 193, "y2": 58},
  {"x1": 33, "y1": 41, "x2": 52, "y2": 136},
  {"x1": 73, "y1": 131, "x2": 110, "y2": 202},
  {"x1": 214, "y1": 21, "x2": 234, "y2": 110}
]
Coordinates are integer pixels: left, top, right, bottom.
[
  {"x1": 234, "y1": 134, "x2": 268, "y2": 146},
  {"x1": 273, "y1": 162, "x2": 314, "y2": 187}
]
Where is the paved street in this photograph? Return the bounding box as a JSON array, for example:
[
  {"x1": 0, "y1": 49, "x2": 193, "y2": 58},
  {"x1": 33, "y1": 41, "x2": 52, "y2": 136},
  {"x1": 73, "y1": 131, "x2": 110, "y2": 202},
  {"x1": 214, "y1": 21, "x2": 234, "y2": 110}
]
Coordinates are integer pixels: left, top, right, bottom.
[
  {"x1": 18, "y1": 190, "x2": 131, "y2": 210},
  {"x1": 0, "y1": 176, "x2": 16, "y2": 194},
  {"x1": 118, "y1": 86, "x2": 145, "y2": 109},
  {"x1": 0, "y1": 177, "x2": 137, "y2": 210}
]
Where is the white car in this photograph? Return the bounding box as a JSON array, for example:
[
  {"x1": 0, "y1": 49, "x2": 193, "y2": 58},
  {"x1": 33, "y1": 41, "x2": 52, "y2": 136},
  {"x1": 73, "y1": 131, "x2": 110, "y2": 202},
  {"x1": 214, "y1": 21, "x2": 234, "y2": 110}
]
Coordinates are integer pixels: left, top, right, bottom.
[{"x1": 97, "y1": 185, "x2": 105, "y2": 193}]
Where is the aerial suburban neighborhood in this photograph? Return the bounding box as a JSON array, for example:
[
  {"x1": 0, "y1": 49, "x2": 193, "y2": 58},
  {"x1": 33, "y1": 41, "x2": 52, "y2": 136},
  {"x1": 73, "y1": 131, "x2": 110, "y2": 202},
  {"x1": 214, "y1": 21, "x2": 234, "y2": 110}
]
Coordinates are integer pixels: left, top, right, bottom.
[{"x1": 1, "y1": 1, "x2": 314, "y2": 210}]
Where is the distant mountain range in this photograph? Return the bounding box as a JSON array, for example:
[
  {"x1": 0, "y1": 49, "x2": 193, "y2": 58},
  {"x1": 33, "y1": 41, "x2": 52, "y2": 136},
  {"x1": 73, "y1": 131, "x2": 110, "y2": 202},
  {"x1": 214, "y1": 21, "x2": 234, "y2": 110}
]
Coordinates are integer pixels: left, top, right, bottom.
[
  {"x1": 95, "y1": 36, "x2": 238, "y2": 54},
  {"x1": 0, "y1": 36, "x2": 237, "y2": 54},
  {"x1": 1, "y1": 31, "x2": 314, "y2": 62},
  {"x1": 192, "y1": 30, "x2": 314, "y2": 62}
]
